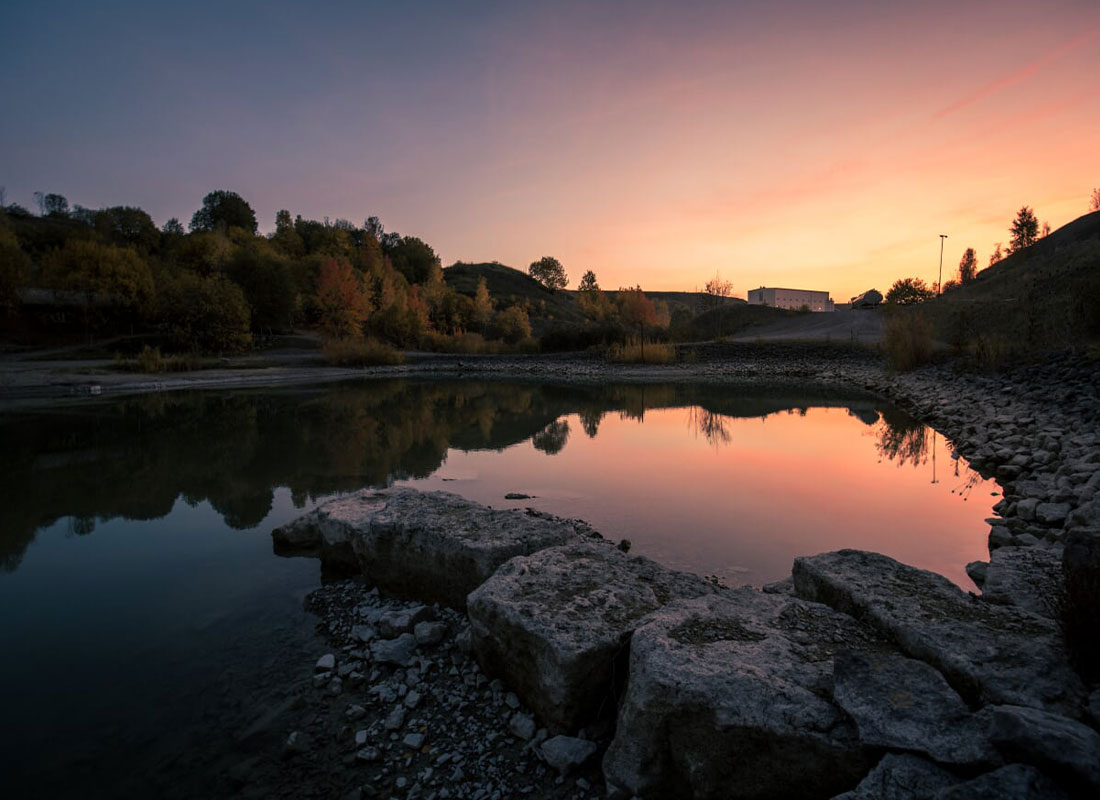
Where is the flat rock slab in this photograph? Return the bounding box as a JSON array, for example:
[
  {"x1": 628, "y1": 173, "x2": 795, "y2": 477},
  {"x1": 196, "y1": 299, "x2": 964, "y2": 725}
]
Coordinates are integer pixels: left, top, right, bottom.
[
  {"x1": 603, "y1": 590, "x2": 882, "y2": 800},
  {"x1": 792, "y1": 550, "x2": 1084, "y2": 715},
  {"x1": 832, "y1": 650, "x2": 997, "y2": 765},
  {"x1": 274, "y1": 488, "x2": 595, "y2": 608},
  {"x1": 981, "y1": 546, "x2": 1062, "y2": 619},
  {"x1": 831, "y1": 754, "x2": 956, "y2": 800},
  {"x1": 467, "y1": 541, "x2": 716, "y2": 733}
]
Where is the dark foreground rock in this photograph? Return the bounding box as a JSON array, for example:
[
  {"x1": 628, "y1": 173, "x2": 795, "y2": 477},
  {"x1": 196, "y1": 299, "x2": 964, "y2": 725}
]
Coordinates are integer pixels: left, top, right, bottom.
[
  {"x1": 603, "y1": 590, "x2": 882, "y2": 800},
  {"x1": 274, "y1": 487, "x2": 596, "y2": 607},
  {"x1": 467, "y1": 540, "x2": 716, "y2": 732},
  {"x1": 988, "y1": 704, "x2": 1100, "y2": 795},
  {"x1": 792, "y1": 549, "x2": 1085, "y2": 715},
  {"x1": 830, "y1": 753, "x2": 956, "y2": 800},
  {"x1": 981, "y1": 545, "x2": 1062, "y2": 618}
]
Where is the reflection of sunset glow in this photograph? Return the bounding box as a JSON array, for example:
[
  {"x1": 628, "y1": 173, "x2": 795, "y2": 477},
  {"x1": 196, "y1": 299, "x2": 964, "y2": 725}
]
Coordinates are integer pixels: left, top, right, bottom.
[{"x1": 406, "y1": 406, "x2": 996, "y2": 589}]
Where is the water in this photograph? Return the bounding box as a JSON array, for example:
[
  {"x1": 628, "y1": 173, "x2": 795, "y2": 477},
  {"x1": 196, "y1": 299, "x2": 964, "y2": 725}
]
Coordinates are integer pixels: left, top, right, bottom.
[{"x1": 0, "y1": 379, "x2": 996, "y2": 795}]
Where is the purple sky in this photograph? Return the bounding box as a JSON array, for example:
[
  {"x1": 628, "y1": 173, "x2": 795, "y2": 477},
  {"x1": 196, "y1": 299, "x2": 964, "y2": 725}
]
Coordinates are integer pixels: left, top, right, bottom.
[{"x1": 3, "y1": 0, "x2": 1099, "y2": 297}]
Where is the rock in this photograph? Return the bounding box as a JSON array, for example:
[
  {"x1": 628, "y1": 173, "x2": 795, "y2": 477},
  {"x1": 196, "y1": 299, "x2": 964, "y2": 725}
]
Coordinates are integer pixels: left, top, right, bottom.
[
  {"x1": 1034, "y1": 502, "x2": 1070, "y2": 526},
  {"x1": 383, "y1": 706, "x2": 406, "y2": 731},
  {"x1": 792, "y1": 550, "x2": 1084, "y2": 715},
  {"x1": 272, "y1": 501, "x2": 362, "y2": 575},
  {"x1": 345, "y1": 704, "x2": 366, "y2": 720},
  {"x1": 831, "y1": 753, "x2": 956, "y2": 800},
  {"x1": 277, "y1": 488, "x2": 592, "y2": 608},
  {"x1": 831, "y1": 650, "x2": 996, "y2": 765},
  {"x1": 965, "y1": 561, "x2": 988, "y2": 589},
  {"x1": 315, "y1": 653, "x2": 336, "y2": 673},
  {"x1": 762, "y1": 576, "x2": 796, "y2": 595},
  {"x1": 378, "y1": 605, "x2": 436, "y2": 637},
  {"x1": 987, "y1": 704, "x2": 1100, "y2": 793},
  {"x1": 931, "y1": 764, "x2": 1070, "y2": 799},
  {"x1": 404, "y1": 690, "x2": 421, "y2": 709},
  {"x1": 350, "y1": 624, "x2": 375, "y2": 644},
  {"x1": 980, "y1": 546, "x2": 1062, "y2": 618},
  {"x1": 1062, "y1": 527, "x2": 1100, "y2": 678},
  {"x1": 509, "y1": 712, "x2": 537, "y2": 740},
  {"x1": 603, "y1": 590, "x2": 877, "y2": 800},
  {"x1": 414, "y1": 620, "x2": 448, "y2": 647},
  {"x1": 467, "y1": 540, "x2": 715, "y2": 731},
  {"x1": 540, "y1": 736, "x2": 598, "y2": 776},
  {"x1": 504, "y1": 492, "x2": 533, "y2": 500},
  {"x1": 989, "y1": 526, "x2": 1013, "y2": 549},
  {"x1": 403, "y1": 732, "x2": 426, "y2": 750},
  {"x1": 1015, "y1": 498, "x2": 1039, "y2": 522},
  {"x1": 355, "y1": 746, "x2": 381, "y2": 763},
  {"x1": 371, "y1": 633, "x2": 417, "y2": 666}
]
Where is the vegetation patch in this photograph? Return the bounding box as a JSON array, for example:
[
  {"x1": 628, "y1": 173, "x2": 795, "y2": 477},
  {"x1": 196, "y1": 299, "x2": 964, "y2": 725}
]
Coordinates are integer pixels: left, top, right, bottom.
[{"x1": 322, "y1": 337, "x2": 404, "y2": 366}]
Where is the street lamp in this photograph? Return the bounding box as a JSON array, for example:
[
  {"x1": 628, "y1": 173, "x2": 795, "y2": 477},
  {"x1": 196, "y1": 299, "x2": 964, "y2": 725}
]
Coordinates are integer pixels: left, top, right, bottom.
[{"x1": 938, "y1": 234, "x2": 948, "y2": 294}]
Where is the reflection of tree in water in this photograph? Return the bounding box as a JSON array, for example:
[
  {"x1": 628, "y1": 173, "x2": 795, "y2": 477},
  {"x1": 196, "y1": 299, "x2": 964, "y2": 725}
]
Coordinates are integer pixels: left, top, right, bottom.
[
  {"x1": 579, "y1": 409, "x2": 603, "y2": 439},
  {"x1": 532, "y1": 419, "x2": 570, "y2": 454},
  {"x1": 875, "y1": 407, "x2": 929, "y2": 467},
  {"x1": 686, "y1": 406, "x2": 732, "y2": 447}
]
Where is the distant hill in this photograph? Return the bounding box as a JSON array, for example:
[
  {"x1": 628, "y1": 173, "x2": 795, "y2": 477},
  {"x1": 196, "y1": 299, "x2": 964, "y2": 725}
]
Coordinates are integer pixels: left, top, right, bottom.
[
  {"x1": 442, "y1": 262, "x2": 586, "y2": 334},
  {"x1": 921, "y1": 210, "x2": 1100, "y2": 350}
]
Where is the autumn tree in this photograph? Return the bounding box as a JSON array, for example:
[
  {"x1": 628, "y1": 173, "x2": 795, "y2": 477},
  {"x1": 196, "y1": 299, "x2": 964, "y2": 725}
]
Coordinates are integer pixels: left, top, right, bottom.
[
  {"x1": 1090, "y1": 188, "x2": 1100, "y2": 212},
  {"x1": 617, "y1": 286, "x2": 659, "y2": 359},
  {"x1": 1007, "y1": 206, "x2": 1039, "y2": 254},
  {"x1": 316, "y1": 257, "x2": 370, "y2": 339},
  {"x1": 884, "y1": 277, "x2": 934, "y2": 306},
  {"x1": 190, "y1": 190, "x2": 258, "y2": 234},
  {"x1": 989, "y1": 243, "x2": 1003, "y2": 267},
  {"x1": 702, "y1": 272, "x2": 733, "y2": 311},
  {"x1": 42, "y1": 239, "x2": 155, "y2": 313},
  {"x1": 494, "y1": 305, "x2": 531, "y2": 343},
  {"x1": 473, "y1": 277, "x2": 493, "y2": 332},
  {"x1": 528, "y1": 256, "x2": 567, "y2": 291},
  {"x1": 957, "y1": 248, "x2": 978, "y2": 284}
]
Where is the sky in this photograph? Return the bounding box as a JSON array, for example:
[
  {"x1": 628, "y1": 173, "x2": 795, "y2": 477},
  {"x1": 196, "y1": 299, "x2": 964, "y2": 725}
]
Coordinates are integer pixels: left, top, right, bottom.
[{"x1": 2, "y1": 0, "x2": 1098, "y2": 300}]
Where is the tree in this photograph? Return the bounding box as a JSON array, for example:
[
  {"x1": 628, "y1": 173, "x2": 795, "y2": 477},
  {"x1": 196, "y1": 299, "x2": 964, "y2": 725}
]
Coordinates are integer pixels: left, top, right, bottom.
[
  {"x1": 94, "y1": 206, "x2": 159, "y2": 253},
  {"x1": 473, "y1": 277, "x2": 493, "y2": 332},
  {"x1": 271, "y1": 209, "x2": 304, "y2": 256},
  {"x1": 44, "y1": 193, "x2": 69, "y2": 217},
  {"x1": 494, "y1": 305, "x2": 531, "y2": 343},
  {"x1": 528, "y1": 256, "x2": 567, "y2": 291},
  {"x1": 0, "y1": 228, "x2": 31, "y2": 314},
  {"x1": 989, "y1": 243, "x2": 1003, "y2": 267},
  {"x1": 617, "y1": 285, "x2": 659, "y2": 359},
  {"x1": 189, "y1": 190, "x2": 258, "y2": 234},
  {"x1": 41, "y1": 239, "x2": 155, "y2": 313},
  {"x1": 158, "y1": 272, "x2": 252, "y2": 353},
  {"x1": 957, "y1": 248, "x2": 978, "y2": 284},
  {"x1": 162, "y1": 217, "x2": 185, "y2": 235},
  {"x1": 885, "y1": 277, "x2": 934, "y2": 306},
  {"x1": 578, "y1": 270, "x2": 599, "y2": 292},
  {"x1": 316, "y1": 257, "x2": 370, "y2": 339},
  {"x1": 1090, "y1": 188, "x2": 1100, "y2": 212},
  {"x1": 1041, "y1": 221, "x2": 1051, "y2": 238},
  {"x1": 225, "y1": 244, "x2": 296, "y2": 333},
  {"x1": 386, "y1": 236, "x2": 442, "y2": 284},
  {"x1": 702, "y1": 271, "x2": 733, "y2": 311},
  {"x1": 1008, "y1": 206, "x2": 1039, "y2": 254}
]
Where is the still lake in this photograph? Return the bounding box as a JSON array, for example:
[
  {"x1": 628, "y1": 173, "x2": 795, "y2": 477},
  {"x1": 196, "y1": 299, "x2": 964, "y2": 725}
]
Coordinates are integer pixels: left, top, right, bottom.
[{"x1": 0, "y1": 379, "x2": 996, "y2": 795}]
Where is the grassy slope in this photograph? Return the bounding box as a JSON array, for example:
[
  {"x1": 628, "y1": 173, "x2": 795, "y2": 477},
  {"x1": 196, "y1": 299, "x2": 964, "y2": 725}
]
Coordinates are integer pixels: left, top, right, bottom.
[
  {"x1": 920, "y1": 210, "x2": 1100, "y2": 350},
  {"x1": 443, "y1": 262, "x2": 586, "y2": 334}
]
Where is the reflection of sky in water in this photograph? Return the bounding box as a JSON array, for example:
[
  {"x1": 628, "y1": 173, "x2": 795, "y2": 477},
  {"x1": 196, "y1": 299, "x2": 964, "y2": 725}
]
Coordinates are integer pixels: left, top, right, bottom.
[{"x1": 405, "y1": 405, "x2": 994, "y2": 589}]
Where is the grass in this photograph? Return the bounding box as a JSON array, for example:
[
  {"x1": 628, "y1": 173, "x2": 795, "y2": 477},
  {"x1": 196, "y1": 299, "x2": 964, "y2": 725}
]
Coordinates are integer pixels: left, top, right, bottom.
[
  {"x1": 323, "y1": 337, "x2": 405, "y2": 366},
  {"x1": 882, "y1": 310, "x2": 933, "y2": 371},
  {"x1": 605, "y1": 340, "x2": 677, "y2": 364},
  {"x1": 114, "y1": 345, "x2": 202, "y2": 373}
]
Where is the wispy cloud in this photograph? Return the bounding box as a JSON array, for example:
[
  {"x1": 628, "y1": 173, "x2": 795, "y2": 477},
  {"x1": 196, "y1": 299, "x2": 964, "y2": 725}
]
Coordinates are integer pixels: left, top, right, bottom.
[{"x1": 934, "y1": 29, "x2": 1099, "y2": 120}]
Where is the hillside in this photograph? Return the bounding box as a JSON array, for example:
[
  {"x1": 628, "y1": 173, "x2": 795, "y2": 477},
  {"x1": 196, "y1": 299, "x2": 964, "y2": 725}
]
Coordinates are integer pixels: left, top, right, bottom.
[
  {"x1": 920, "y1": 210, "x2": 1100, "y2": 351},
  {"x1": 442, "y1": 262, "x2": 586, "y2": 334}
]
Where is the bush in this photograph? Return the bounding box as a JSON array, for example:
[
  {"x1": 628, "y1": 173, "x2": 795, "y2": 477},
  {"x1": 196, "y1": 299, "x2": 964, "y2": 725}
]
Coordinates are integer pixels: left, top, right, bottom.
[
  {"x1": 605, "y1": 340, "x2": 676, "y2": 364},
  {"x1": 158, "y1": 272, "x2": 252, "y2": 353},
  {"x1": 883, "y1": 311, "x2": 932, "y2": 371},
  {"x1": 323, "y1": 337, "x2": 404, "y2": 366},
  {"x1": 115, "y1": 345, "x2": 203, "y2": 373}
]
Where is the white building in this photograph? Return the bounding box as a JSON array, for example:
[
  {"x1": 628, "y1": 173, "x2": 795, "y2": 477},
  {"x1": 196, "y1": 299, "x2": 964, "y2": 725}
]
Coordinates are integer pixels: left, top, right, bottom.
[{"x1": 746, "y1": 286, "x2": 834, "y2": 312}]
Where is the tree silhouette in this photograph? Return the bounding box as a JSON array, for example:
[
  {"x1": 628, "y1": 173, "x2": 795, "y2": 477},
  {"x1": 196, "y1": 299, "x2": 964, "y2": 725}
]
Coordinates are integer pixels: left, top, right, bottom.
[
  {"x1": 1008, "y1": 206, "x2": 1039, "y2": 254},
  {"x1": 189, "y1": 190, "x2": 258, "y2": 234},
  {"x1": 957, "y1": 248, "x2": 978, "y2": 284},
  {"x1": 528, "y1": 256, "x2": 567, "y2": 291},
  {"x1": 885, "y1": 277, "x2": 933, "y2": 305},
  {"x1": 578, "y1": 270, "x2": 599, "y2": 292}
]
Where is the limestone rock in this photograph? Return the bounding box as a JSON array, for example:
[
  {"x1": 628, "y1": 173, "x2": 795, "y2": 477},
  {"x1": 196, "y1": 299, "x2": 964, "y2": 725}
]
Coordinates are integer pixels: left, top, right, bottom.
[
  {"x1": 371, "y1": 633, "x2": 417, "y2": 666},
  {"x1": 540, "y1": 735, "x2": 598, "y2": 775},
  {"x1": 981, "y1": 546, "x2": 1062, "y2": 618},
  {"x1": 832, "y1": 650, "x2": 997, "y2": 765},
  {"x1": 276, "y1": 488, "x2": 593, "y2": 607},
  {"x1": 965, "y1": 561, "x2": 988, "y2": 589},
  {"x1": 792, "y1": 550, "x2": 1084, "y2": 715},
  {"x1": 378, "y1": 605, "x2": 435, "y2": 637},
  {"x1": 931, "y1": 764, "x2": 1070, "y2": 799},
  {"x1": 467, "y1": 540, "x2": 715, "y2": 732},
  {"x1": 603, "y1": 590, "x2": 879, "y2": 800},
  {"x1": 987, "y1": 704, "x2": 1100, "y2": 793},
  {"x1": 831, "y1": 754, "x2": 956, "y2": 800},
  {"x1": 1034, "y1": 502, "x2": 1070, "y2": 526}
]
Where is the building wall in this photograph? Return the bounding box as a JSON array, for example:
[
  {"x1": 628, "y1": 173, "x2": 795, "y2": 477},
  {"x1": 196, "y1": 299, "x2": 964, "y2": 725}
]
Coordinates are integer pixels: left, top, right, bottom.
[{"x1": 747, "y1": 287, "x2": 834, "y2": 312}]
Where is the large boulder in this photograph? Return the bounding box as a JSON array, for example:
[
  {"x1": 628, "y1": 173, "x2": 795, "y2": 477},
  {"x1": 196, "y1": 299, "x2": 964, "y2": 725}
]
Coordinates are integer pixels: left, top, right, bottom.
[
  {"x1": 831, "y1": 650, "x2": 997, "y2": 766},
  {"x1": 273, "y1": 488, "x2": 595, "y2": 607},
  {"x1": 987, "y1": 704, "x2": 1100, "y2": 794},
  {"x1": 931, "y1": 764, "x2": 1070, "y2": 799},
  {"x1": 981, "y1": 545, "x2": 1062, "y2": 619},
  {"x1": 467, "y1": 541, "x2": 715, "y2": 733},
  {"x1": 792, "y1": 550, "x2": 1084, "y2": 715},
  {"x1": 603, "y1": 590, "x2": 881, "y2": 800}
]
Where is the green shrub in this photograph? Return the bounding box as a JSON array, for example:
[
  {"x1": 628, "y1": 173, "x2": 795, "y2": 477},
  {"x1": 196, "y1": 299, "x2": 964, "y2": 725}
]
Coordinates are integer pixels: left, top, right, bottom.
[
  {"x1": 323, "y1": 337, "x2": 404, "y2": 366},
  {"x1": 883, "y1": 312, "x2": 932, "y2": 371}
]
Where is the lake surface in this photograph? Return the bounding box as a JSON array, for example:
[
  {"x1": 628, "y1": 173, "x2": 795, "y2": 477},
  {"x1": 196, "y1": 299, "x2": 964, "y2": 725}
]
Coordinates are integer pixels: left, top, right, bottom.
[{"x1": 0, "y1": 378, "x2": 996, "y2": 796}]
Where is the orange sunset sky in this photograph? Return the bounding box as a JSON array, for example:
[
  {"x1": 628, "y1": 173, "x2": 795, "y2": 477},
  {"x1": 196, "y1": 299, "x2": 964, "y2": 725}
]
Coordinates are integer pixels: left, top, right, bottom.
[{"x1": 3, "y1": 0, "x2": 1099, "y2": 300}]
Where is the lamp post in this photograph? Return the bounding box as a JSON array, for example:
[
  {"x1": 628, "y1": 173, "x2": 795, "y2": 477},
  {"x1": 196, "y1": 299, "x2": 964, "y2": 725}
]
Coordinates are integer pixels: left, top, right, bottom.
[{"x1": 938, "y1": 234, "x2": 948, "y2": 294}]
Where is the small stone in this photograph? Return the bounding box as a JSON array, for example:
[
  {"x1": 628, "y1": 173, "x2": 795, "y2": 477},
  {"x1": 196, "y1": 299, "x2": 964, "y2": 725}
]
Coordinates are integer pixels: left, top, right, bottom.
[
  {"x1": 345, "y1": 704, "x2": 367, "y2": 720},
  {"x1": 315, "y1": 653, "x2": 336, "y2": 672},
  {"x1": 371, "y1": 633, "x2": 418, "y2": 666},
  {"x1": 351, "y1": 625, "x2": 375, "y2": 643},
  {"x1": 384, "y1": 706, "x2": 406, "y2": 731},
  {"x1": 509, "y1": 713, "x2": 537, "y2": 740},
  {"x1": 415, "y1": 621, "x2": 448, "y2": 647},
  {"x1": 354, "y1": 729, "x2": 369, "y2": 747},
  {"x1": 404, "y1": 732, "x2": 426, "y2": 750},
  {"x1": 355, "y1": 746, "x2": 381, "y2": 763},
  {"x1": 405, "y1": 690, "x2": 422, "y2": 709},
  {"x1": 504, "y1": 693, "x2": 521, "y2": 710},
  {"x1": 540, "y1": 735, "x2": 597, "y2": 775}
]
